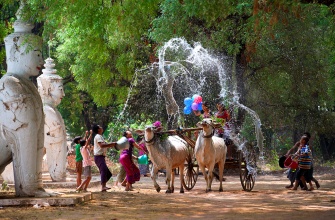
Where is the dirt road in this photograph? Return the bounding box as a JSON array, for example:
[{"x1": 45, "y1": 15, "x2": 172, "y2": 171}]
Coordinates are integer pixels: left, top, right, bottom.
[{"x1": 1, "y1": 170, "x2": 335, "y2": 220}]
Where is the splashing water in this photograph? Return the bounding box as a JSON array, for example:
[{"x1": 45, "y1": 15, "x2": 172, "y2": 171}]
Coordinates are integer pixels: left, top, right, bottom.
[
  {"x1": 115, "y1": 38, "x2": 265, "y2": 175},
  {"x1": 229, "y1": 94, "x2": 266, "y2": 176},
  {"x1": 154, "y1": 38, "x2": 265, "y2": 174},
  {"x1": 107, "y1": 67, "x2": 150, "y2": 141},
  {"x1": 153, "y1": 38, "x2": 227, "y2": 128}
]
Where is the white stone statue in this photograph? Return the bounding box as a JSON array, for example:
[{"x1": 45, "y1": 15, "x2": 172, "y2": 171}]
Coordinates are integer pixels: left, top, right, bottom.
[
  {"x1": 37, "y1": 58, "x2": 67, "y2": 182},
  {"x1": 0, "y1": 3, "x2": 50, "y2": 197}
]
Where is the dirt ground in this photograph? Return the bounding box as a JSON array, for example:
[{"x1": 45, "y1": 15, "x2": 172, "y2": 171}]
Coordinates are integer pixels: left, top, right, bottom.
[{"x1": 1, "y1": 167, "x2": 335, "y2": 220}]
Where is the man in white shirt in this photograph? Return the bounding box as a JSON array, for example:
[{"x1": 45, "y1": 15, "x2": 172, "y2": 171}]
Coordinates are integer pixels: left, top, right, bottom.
[{"x1": 92, "y1": 124, "x2": 117, "y2": 192}]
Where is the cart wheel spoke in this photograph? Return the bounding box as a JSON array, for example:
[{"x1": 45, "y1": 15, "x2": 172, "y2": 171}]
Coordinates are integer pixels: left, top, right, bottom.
[
  {"x1": 182, "y1": 166, "x2": 198, "y2": 191},
  {"x1": 239, "y1": 151, "x2": 255, "y2": 191}
]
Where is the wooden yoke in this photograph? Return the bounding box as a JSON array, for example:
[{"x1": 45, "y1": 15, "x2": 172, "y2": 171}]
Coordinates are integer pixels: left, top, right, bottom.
[
  {"x1": 155, "y1": 127, "x2": 203, "y2": 148},
  {"x1": 154, "y1": 122, "x2": 221, "y2": 148}
]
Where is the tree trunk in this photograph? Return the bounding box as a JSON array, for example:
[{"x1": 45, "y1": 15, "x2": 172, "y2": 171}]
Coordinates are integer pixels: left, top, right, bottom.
[{"x1": 319, "y1": 134, "x2": 330, "y2": 160}]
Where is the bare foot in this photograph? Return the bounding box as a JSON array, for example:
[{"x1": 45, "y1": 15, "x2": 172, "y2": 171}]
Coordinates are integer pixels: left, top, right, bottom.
[
  {"x1": 101, "y1": 187, "x2": 111, "y2": 192},
  {"x1": 285, "y1": 185, "x2": 293, "y2": 189},
  {"x1": 315, "y1": 181, "x2": 320, "y2": 189},
  {"x1": 125, "y1": 188, "x2": 134, "y2": 191}
]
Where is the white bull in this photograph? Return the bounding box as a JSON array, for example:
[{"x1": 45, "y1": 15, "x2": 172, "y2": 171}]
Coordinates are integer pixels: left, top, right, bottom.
[
  {"x1": 137, "y1": 126, "x2": 189, "y2": 193},
  {"x1": 195, "y1": 118, "x2": 227, "y2": 192}
]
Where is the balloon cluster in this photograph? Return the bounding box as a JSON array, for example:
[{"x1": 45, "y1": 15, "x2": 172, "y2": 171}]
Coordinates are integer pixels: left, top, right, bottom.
[{"x1": 183, "y1": 94, "x2": 203, "y2": 115}]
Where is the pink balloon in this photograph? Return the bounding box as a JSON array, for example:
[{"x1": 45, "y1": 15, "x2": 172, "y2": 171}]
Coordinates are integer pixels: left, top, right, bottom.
[{"x1": 194, "y1": 96, "x2": 202, "y2": 104}]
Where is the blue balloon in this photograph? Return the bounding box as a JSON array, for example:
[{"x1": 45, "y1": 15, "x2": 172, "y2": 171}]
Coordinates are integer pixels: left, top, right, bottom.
[
  {"x1": 184, "y1": 97, "x2": 193, "y2": 106},
  {"x1": 183, "y1": 106, "x2": 192, "y2": 115},
  {"x1": 198, "y1": 102, "x2": 203, "y2": 111}
]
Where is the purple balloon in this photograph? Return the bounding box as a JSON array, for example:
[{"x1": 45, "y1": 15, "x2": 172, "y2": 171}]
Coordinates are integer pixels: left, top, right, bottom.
[{"x1": 191, "y1": 102, "x2": 198, "y2": 111}]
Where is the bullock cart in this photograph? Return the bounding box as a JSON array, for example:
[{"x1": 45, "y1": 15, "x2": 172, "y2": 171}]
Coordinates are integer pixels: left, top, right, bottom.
[{"x1": 154, "y1": 127, "x2": 256, "y2": 192}]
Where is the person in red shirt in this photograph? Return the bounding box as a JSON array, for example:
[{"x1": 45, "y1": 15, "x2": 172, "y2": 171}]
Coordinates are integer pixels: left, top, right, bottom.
[{"x1": 215, "y1": 103, "x2": 233, "y2": 158}]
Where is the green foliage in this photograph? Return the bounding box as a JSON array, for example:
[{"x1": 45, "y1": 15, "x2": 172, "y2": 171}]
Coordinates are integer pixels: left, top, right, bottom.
[
  {"x1": 57, "y1": 82, "x2": 85, "y2": 136},
  {"x1": 265, "y1": 149, "x2": 281, "y2": 171},
  {"x1": 150, "y1": 0, "x2": 253, "y2": 55},
  {"x1": 1, "y1": 0, "x2": 335, "y2": 164},
  {"x1": 239, "y1": 114, "x2": 257, "y2": 142},
  {"x1": 246, "y1": 3, "x2": 335, "y2": 137},
  {"x1": 158, "y1": 133, "x2": 169, "y2": 141},
  {"x1": 212, "y1": 116, "x2": 225, "y2": 125},
  {"x1": 20, "y1": 0, "x2": 160, "y2": 107},
  {"x1": 1, "y1": 181, "x2": 8, "y2": 191}
]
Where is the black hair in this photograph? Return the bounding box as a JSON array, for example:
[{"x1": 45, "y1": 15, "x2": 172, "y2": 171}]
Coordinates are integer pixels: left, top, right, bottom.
[
  {"x1": 202, "y1": 101, "x2": 209, "y2": 107},
  {"x1": 122, "y1": 131, "x2": 128, "y2": 137},
  {"x1": 92, "y1": 124, "x2": 100, "y2": 134},
  {"x1": 216, "y1": 102, "x2": 226, "y2": 110},
  {"x1": 303, "y1": 132, "x2": 311, "y2": 139},
  {"x1": 80, "y1": 140, "x2": 86, "y2": 146},
  {"x1": 73, "y1": 136, "x2": 81, "y2": 144}
]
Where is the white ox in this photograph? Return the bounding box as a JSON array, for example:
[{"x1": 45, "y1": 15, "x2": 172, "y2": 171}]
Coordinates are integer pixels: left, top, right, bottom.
[
  {"x1": 195, "y1": 118, "x2": 227, "y2": 192},
  {"x1": 137, "y1": 126, "x2": 189, "y2": 193}
]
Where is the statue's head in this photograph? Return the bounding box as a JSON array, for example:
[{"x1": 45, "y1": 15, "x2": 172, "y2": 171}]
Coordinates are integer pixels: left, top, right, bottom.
[
  {"x1": 37, "y1": 58, "x2": 65, "y2": 107},
  {"x1": 37, "y1": 77, "x2": 65, "y2": 107},
  {"x1": 4, "y1": 3, "x2": 43, "y2": 77}
]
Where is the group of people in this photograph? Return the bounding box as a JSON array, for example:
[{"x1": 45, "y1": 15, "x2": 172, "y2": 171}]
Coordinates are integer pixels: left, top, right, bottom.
[
  {"x1": 74, "y1": 125, "x2": 149, "y2": 192},
  {"x1": 194, "y1": 101, "x2": 231, "y2": 138},
  {"x1": 284, "y1": 132, "x2": 320, "y2": 191}
]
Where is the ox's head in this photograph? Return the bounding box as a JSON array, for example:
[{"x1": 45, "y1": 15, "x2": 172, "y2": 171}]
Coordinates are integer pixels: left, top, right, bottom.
[
  {"x1": 135, "y1": 125, "x2": 163, "y2": 143},
  {"x1": 196, "y1": 118, "x2": 215, "y2": 137}
]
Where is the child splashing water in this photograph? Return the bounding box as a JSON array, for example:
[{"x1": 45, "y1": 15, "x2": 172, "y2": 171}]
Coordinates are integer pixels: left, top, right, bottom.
[{"x1": 291, "y1": 136, "x2": 313, "y2": 191}]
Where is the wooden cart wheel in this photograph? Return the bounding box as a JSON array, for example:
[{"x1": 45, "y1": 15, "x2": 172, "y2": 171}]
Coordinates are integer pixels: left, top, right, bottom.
[
  {"x1": 181, "y1": 152, "x2": 198, "y2": 191},
  {"x1": 181, "y1": 141, "x2": 198, "y2": 191},
  {"x1": 182, "y1": 164, "x2": 198, "y2": 191},
  {"x1": 239, "y1": 151, "x2": 255, "y2": 191}
]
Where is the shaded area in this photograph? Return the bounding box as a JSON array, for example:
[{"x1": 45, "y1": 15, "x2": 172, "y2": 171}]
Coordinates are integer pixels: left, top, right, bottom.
[{"x1": 1, "y1": 169, "x2": 335, "y2": 220}]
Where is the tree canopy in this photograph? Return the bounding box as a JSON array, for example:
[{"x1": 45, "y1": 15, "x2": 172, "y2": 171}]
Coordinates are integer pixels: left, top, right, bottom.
[{"x1": 1, "y1": 0, "x2": 335, "y2": 161}]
